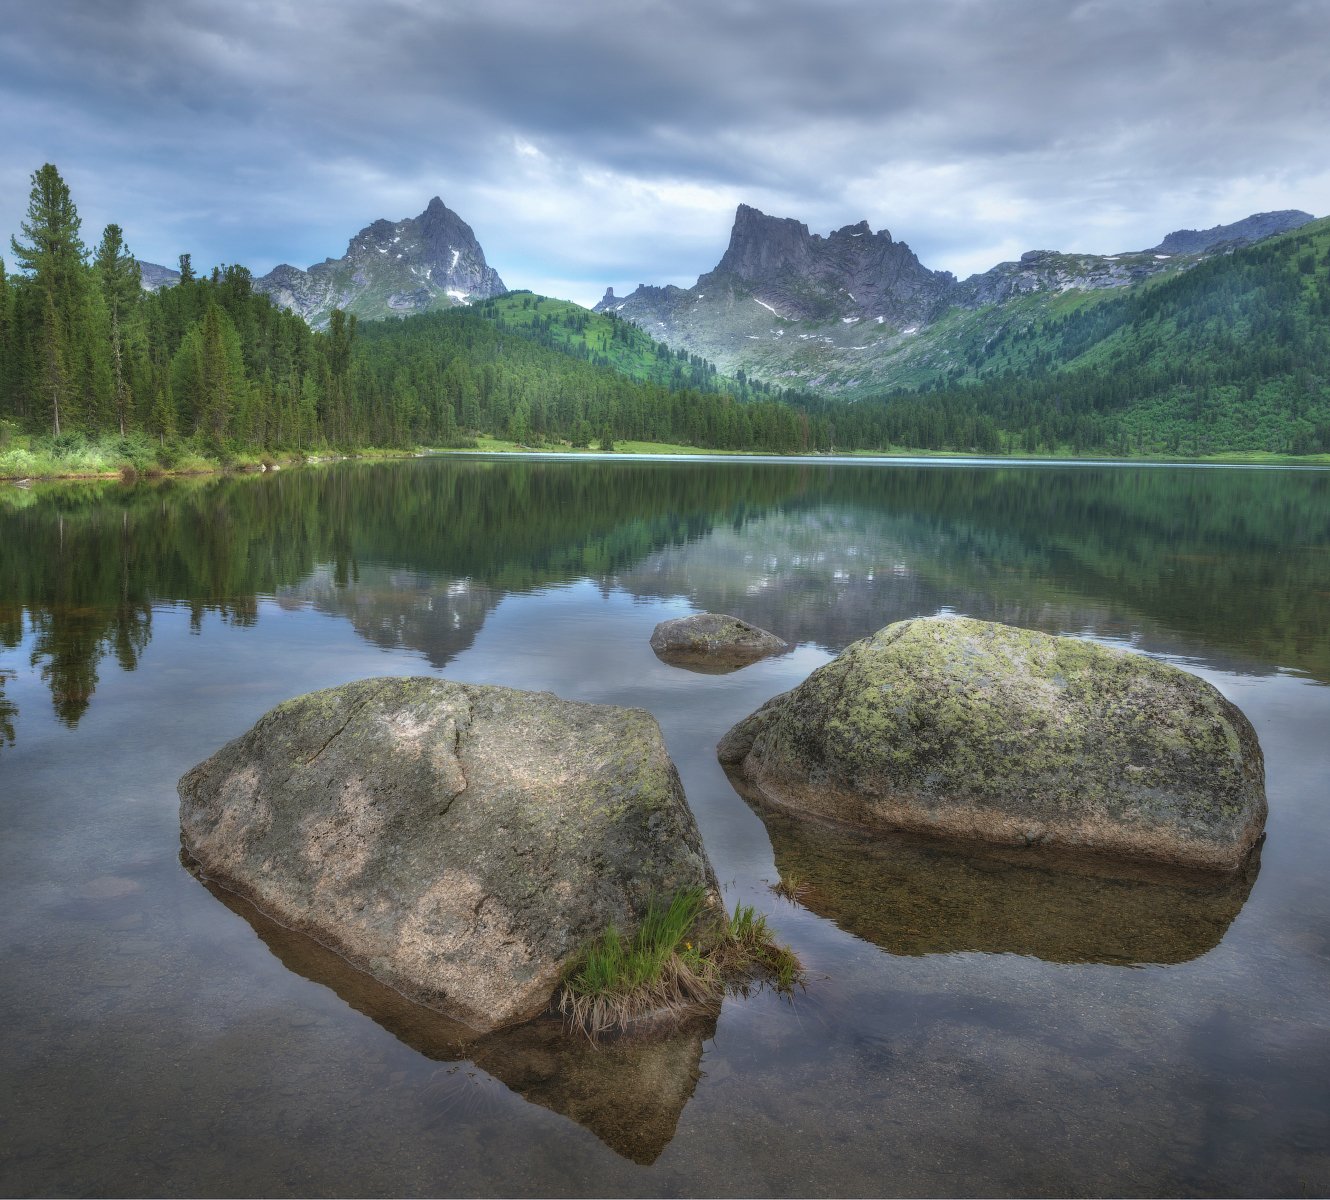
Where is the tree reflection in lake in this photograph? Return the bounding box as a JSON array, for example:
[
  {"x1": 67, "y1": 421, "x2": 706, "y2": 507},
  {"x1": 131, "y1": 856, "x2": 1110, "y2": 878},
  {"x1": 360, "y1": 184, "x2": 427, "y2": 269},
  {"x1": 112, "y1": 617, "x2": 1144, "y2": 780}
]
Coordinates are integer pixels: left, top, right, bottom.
[
  {"x1": 3, "y1": 455, "x2": 1329, "y2": 1196},
  {"x1": 2, "y1": 456, "x2": 1328, "y2": 746}
]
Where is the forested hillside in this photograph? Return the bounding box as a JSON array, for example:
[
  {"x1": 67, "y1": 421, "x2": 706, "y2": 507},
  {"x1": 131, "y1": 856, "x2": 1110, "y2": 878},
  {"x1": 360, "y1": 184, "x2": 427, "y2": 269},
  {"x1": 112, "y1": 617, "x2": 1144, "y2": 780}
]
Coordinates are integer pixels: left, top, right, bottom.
[
  {"x1": 873, "y1": 217, "x2": 1330, "y2": 455},
  {"x1": 474, "y1": 292, "x2": 788, "y2": 401},
  {"x1": 2, "y1": 164, "x2": 1328, "y2": 468},
  {"x1": 0, "y1": 165, "x2": 817, "y2": 469}
]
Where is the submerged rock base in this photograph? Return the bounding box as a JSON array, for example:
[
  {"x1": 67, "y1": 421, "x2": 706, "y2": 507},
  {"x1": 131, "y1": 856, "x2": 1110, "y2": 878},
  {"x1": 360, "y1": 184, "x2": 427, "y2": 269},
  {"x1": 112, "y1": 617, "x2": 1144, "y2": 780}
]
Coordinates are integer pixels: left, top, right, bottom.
[
  {"x1": 719, "y1": 617, "x2": 1266, "y2": 871},
  {"x1": 739, "y1": 782, "x2": 1261, "y2": 965},
  {"x1": 198, "y1": 874, "x2": 709, "y2": 1165}
]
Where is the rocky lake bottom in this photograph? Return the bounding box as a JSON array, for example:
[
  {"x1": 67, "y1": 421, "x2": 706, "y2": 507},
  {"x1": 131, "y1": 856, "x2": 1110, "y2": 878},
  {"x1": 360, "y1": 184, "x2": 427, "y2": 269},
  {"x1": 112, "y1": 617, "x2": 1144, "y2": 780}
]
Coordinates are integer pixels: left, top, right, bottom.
[{"x1": 1, "y1": 454, "x2": 1327, "y2": 1196}]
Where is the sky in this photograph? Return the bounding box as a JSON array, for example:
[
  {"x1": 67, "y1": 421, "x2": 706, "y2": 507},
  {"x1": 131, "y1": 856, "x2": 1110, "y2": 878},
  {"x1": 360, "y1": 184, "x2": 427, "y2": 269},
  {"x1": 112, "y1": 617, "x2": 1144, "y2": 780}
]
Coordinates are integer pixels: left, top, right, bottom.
[{"x1": 3, "y1": 0, "x2": 1328, "y2": 307}]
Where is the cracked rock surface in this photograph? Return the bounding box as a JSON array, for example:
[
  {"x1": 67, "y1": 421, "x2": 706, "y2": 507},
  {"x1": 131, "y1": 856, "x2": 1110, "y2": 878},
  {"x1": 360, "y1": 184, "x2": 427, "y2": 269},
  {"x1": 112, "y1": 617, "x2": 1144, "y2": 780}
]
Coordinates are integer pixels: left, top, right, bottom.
[{"x1": 179, "y1": 677, "x2": 718, "y2": 1032}]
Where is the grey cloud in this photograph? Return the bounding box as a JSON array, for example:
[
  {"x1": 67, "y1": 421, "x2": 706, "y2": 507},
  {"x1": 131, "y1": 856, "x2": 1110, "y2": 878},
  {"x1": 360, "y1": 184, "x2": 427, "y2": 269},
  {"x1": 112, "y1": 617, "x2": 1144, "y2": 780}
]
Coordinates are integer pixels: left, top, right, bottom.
[{"x1": 2, "y1": 0, "x2": 1326, "y2": 304}]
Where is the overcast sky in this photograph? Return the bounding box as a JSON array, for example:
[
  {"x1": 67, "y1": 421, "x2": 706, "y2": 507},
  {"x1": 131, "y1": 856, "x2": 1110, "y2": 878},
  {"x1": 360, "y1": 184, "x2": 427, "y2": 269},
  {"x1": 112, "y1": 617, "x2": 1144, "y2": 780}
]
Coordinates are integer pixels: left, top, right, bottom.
[{"x1": 3, "y1": 0, "x2": 1328, "y2": 306}]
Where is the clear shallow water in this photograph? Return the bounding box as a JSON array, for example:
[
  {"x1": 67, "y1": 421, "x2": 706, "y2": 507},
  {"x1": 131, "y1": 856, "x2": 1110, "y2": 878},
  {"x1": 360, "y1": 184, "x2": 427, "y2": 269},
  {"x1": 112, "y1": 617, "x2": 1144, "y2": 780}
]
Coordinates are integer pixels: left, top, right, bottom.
[{"x1": 1, "y1": 455, "x2": 1328, "y2": 1197}]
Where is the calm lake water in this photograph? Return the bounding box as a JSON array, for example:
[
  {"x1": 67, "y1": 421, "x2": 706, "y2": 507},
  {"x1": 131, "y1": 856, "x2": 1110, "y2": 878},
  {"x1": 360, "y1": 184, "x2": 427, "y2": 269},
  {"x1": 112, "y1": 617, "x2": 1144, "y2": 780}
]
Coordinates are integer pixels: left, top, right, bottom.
[{"x1": 1, "y1": 454, "x2": 1328, "y2": 1197}]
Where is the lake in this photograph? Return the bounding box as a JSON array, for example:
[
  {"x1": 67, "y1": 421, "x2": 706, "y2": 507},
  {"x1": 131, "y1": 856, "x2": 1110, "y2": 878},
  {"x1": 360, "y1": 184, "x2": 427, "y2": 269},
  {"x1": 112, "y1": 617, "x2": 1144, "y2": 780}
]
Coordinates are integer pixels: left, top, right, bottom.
[{"x1": 1, "y1": 453, "x2": 1327, "y2": 1197}]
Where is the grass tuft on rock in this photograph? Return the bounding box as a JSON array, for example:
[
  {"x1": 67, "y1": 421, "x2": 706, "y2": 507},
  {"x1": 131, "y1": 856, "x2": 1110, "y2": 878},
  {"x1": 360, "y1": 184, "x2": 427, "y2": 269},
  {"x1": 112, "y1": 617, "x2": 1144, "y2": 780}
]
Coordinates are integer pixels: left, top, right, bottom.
[{"x1": 559, "y1": 888, "x2": 804, "y2": 1036}]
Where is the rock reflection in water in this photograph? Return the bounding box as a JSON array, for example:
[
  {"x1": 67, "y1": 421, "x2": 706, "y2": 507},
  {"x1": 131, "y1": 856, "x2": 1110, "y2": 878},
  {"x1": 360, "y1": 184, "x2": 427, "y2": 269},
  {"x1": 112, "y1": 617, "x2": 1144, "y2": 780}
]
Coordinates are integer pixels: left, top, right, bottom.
[
  {"x1": 730, "y1": 777, "x2": 1260, "y2": 965},
  {"x1": 197, "y1": 877, "x2": 712, "y2": 1164}
]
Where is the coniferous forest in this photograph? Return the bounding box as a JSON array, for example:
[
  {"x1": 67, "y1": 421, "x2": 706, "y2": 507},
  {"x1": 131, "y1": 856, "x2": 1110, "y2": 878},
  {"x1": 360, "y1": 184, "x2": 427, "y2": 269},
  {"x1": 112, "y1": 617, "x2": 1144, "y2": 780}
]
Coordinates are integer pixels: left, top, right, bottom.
[
  {"x1": 2, "y1": 163, "x2": 1329, "y2": 471},
  {"x1": 0, "y1": 164, "x2": 820, "y2": 469}
]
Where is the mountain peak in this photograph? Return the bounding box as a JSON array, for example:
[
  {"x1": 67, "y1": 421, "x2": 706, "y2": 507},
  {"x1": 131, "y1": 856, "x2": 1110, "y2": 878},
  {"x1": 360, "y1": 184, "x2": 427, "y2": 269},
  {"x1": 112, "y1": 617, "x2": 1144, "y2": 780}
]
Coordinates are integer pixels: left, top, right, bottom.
[
  {"x1": 256, "y1": 198, "x2": 506, "y2": 329},
  {"x1": 702, "y1": 203, "x2": 951, "y2": 321},
  {"x1": 715, "y1": 206, "x2": 813, "y2": 279}
]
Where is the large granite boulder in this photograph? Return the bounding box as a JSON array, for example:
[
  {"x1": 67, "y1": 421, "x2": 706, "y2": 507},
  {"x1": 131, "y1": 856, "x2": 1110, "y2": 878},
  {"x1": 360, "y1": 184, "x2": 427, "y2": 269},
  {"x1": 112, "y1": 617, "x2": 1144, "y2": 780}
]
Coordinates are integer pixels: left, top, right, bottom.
[
  {"x1": 180, "y1": 676, "x2": 720, "y2": 1033},
  {"x1": 650, "y1": 612, "x2": 789, "y2": 674},
  {"x1": 719, "y1": 617, "x2": 1266, "y2": 871}
]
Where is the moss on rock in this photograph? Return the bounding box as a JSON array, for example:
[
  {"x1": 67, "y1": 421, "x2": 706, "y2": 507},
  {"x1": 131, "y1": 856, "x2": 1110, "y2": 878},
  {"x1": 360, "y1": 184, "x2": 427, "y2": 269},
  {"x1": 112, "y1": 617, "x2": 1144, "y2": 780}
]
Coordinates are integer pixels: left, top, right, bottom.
[{"x1": 719, "y1": 616, "x2": 1266, "y2": 871}]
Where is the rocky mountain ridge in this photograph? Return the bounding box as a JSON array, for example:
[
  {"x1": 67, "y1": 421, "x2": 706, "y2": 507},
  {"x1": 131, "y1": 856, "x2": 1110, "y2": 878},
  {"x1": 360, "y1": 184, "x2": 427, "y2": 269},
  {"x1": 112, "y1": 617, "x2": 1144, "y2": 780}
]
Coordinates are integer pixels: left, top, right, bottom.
[
  {"x1": 1145, "y1": 210, "x2": 1314, "y2": 256},
  {"x1": 136, "y1": 260, "x2": 182, "y2": 291},
  {"x1": 137, "y1": 198, "x2": 507, "y2": 329},
  {"x1": 700, "y1": 203, "x2": 955, "y2": 323},
  {"x1": 596, "y1": 206, "x2": 1316, "y2": 394},
  {"x1": 254, "y1": 197, "x2": 506, "y2": 329}
]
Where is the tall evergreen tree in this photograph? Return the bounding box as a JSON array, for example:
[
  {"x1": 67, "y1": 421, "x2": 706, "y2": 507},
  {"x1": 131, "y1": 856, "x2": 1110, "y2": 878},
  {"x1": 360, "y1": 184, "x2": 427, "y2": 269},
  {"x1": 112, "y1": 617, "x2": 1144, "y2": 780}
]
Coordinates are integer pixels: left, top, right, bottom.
[
  {"x1": 0, "y1": 256, "x2": 12, "y2": 425},
  {"x1": 9, "y1": 164, "x2": 89, "y2": 435},
  {"x1": 93, "y1": 224, "x2": 143, "y2": 436}
]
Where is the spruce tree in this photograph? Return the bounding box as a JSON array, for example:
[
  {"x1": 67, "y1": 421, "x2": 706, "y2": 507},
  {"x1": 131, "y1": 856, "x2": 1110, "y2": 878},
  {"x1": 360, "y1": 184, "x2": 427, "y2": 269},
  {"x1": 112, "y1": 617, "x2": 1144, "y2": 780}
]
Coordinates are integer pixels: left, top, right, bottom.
[
  {"x1": 0, "y1": 257, "x2": 11, "y2": 427},
  {"x1": 94, "y1": 224, "x2": 143, "y2": 436},
  {"x1": 9, "y1": 164, "x2": 90, "y2": 436}
]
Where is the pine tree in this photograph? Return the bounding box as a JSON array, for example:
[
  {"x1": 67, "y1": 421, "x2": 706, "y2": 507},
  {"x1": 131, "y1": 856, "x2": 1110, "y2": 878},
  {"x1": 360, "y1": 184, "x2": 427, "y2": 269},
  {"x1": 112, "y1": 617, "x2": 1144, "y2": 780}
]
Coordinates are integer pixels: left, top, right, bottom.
[
  {"x1": 0, "y1": 256, "x2": 12, "y2": 427},
  {"x1": 37, "y1": 288, "x2": 70, "y2": 438},
  {"x1": 9, "y1": 164, "x2": 89, "y2": 435},
  {"x1": 94, "y1": 224, "x2": 143, "y2": 436}
]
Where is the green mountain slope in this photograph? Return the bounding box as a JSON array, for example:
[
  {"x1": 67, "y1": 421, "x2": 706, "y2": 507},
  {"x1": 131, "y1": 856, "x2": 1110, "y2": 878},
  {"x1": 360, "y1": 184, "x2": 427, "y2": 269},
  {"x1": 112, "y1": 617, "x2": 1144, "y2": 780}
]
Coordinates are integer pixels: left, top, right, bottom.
[
  {"x1": 472, "y1": 292, "x2": 789, "y2": 403},
  {"x1": 350, "y1": 305, "x2": 813, "y2": 451},
  {"x1": 597, "y1": 205, "x2": 1316, "y2": 400},
  {"x1": 884, "y1": 217, "x2": 1330, "y2": 454}
]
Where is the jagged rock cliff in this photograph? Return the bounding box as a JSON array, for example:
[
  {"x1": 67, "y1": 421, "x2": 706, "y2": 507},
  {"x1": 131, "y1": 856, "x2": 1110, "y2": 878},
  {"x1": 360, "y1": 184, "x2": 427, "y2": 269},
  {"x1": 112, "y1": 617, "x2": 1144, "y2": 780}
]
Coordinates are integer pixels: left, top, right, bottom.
[
  {"x1": 597, "y1": 203, "x2": 1318, "y2": 395},
  {"x1": 597, "y1": 204, "x2": 951, "y2": 332},
  {"x1": 254, "y1": 197, "x2": 506, "y2": 329},
  {"x1": 701, "y1": 204, "x2": 955, "y2": 323}
]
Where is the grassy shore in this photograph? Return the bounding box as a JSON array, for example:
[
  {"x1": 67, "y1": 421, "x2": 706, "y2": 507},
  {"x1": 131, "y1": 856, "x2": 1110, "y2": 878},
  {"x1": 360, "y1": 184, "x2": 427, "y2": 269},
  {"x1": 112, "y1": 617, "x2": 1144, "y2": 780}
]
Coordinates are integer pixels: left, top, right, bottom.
[
  {"x1": 6, "y1": 429, "x2": 1329, "y2": 483},
  {"x1": 0, "y1": 430, "x2": 419, "y2": 482},
  {"x1": 467, "y1": 434, "x2": 754, "y2": 456}
]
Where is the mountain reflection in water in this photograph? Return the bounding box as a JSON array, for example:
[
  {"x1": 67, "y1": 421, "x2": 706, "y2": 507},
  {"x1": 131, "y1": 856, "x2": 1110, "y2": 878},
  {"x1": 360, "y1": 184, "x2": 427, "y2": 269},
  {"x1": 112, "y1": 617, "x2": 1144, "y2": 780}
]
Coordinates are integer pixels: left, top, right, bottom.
[
  {"x1": 2, "y1": 457, "x2": 1327, "y2": 746},
  {"x1": 3, "y1": 455, "x2": 1329, "y2": 1196}
]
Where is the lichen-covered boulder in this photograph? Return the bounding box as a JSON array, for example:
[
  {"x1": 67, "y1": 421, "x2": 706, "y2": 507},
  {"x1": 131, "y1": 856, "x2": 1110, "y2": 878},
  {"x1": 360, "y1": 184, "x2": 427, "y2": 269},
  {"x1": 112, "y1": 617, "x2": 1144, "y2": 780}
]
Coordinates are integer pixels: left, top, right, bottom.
[
  {"x1": 180, "y1": 677, "x2": 720, "y2": 1032},
  {"x1": 650, "y1": 612, "x2": 789, "y2": 674},
  {"x1": 718, "y1": 616, "x2": 1266, "y2": 871}
]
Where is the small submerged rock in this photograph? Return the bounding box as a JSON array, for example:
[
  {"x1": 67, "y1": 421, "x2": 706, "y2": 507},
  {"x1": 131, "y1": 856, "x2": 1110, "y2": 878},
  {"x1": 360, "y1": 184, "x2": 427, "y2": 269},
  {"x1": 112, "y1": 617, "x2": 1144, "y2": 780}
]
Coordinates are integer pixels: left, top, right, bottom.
[
  {"x1": 719, "y1": 616, "x2": 1266, "y2": 871},
  {"x1": 179, "y1": 676, "x2": 720, "y2": 1033},
  {"x1": 650, "y1": 612, "x2": 790, "y2": 674}
]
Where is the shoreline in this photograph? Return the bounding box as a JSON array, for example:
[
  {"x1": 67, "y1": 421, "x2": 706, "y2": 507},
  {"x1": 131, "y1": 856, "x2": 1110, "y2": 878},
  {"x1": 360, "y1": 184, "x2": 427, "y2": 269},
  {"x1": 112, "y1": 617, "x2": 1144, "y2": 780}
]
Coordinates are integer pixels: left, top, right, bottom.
[
  {"x1": 5, "y1": 439, "x2": 1330, "y2": 486},
  {"x1": 0, "y1": 447, "x2": 420, "y2": 485}
]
